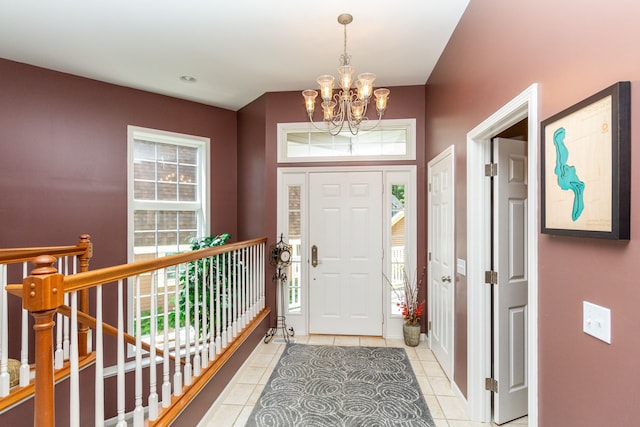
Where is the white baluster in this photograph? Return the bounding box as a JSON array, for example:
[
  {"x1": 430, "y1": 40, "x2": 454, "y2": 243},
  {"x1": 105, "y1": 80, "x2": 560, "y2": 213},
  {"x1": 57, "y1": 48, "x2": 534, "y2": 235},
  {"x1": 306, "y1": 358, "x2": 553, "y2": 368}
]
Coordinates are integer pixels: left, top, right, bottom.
[
  {"x1": 222, "y1": 252, "x2": 229, "y2": 348},
  {"x1": 215, "y1": 255, "x2": 222, "y2": 355},
  {"x1": 232, "y1": 249, "x2": 238, "y2": 338},
  {"x1": 95, "y1": 285, "x2": 104, "y2": 426},
  {"x1": 116, "y1": 280, "x2": 126, "y2": 427},
  {"x1": 0, "y1": 264, "x2": 9, "y2": 397},
  {"x1": 208, "y1": 256, "x2": 215, "y2": 361},
  {"x1": 240, "y1": 249, "x2": 246, "y2": 329},
  {"x1": 260, "y1": 243, "x2": 266, "y2": 310},
  {"x1": 201, "y1": 257, "x2": 208, "y2": 367},
  {"x1": 193, "y1": 261, "x2": 201, "y2": 378},
  {"x1": 184, "y1": 265, "x2": 192, "y2": 386},
  {"x1": 62, "y1": 258, "x2": 70, "y2": 361},
  {"x1": 148, "y1": 273, "x2": 159, "y2": 420},
  {"x1": 133, "y1": 276, "x2": 144, "y2": 427},
  {"x1": 162, "y1": 268, "x2": 172, "y2": 408},
  {"x1": 20, "y1": 262, "x2": 29, "y2": 387},
  {"x1": 249, "y1": 246, "x2": 255, "y2": 319},
  {"x1": 69, "y1": 291, "x2": 80, "y2": 427},
  {"x1": 173, "y1": 264, "x2": 183, "y2": 397}
]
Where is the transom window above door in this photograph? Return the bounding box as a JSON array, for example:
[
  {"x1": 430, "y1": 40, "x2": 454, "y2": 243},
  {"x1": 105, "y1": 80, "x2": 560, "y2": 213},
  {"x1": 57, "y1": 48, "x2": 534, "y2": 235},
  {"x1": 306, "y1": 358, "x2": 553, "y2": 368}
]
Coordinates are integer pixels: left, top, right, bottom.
[{"x1": 278, "y1": 119, "x2": 416, "y2": 163}]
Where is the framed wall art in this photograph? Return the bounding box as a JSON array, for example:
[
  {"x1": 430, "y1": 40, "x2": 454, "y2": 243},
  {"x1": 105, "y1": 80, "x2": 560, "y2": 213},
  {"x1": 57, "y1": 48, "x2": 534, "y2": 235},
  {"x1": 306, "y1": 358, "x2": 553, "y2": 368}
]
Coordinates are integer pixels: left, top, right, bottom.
[{"x1": 541, "y1": 81, "x2": 630, "y2": 239}]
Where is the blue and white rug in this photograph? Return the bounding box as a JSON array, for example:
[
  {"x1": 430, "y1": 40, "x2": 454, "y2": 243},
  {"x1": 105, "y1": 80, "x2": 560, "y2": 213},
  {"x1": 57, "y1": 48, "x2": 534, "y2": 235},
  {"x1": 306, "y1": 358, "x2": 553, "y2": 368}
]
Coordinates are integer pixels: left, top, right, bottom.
[{"x1": 245, "y1": 343, "x2": 435, "y2": 426}]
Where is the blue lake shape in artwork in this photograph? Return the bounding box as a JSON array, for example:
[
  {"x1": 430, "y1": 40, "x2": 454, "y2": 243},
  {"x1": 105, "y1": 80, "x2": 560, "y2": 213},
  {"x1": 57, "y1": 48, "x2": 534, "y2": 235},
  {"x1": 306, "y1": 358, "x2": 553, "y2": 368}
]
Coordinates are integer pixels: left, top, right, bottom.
[{"x1": 553, "y1": 127, "x2": 585, "y2": 221}]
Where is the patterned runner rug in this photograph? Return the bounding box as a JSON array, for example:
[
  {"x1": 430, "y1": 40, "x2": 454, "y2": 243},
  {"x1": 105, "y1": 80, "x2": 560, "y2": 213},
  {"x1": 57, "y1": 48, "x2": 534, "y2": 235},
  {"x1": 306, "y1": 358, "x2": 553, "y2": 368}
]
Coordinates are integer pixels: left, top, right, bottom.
[{"x1": 245, "y1": 343, "x2": 435, "y2": 427}]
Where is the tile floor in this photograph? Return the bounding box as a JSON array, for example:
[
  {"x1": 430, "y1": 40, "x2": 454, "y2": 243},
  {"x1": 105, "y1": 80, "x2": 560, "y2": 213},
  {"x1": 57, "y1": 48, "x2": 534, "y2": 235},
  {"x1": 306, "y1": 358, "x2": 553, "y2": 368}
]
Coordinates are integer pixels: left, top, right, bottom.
[{"x1": 198, "y1": 335, "x2": 528, "y2": 427}]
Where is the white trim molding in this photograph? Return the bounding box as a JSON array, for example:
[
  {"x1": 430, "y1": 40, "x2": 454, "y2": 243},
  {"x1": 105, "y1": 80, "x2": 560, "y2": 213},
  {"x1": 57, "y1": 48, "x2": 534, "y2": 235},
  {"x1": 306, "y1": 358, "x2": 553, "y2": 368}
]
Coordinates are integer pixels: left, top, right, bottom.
[{"x1": 466, "y1": 84, "x2": 539, "y2": 426}]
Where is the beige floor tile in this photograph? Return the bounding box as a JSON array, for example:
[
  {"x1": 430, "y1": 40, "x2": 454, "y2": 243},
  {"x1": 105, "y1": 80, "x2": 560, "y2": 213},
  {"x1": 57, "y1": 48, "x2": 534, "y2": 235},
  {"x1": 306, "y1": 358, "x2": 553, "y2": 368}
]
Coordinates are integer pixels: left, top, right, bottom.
[
  {"x1": 258, "y1": 366, "x2": 275, "y2": 385},
  {"x1": 422, "y1": 360, "x2": 447, "y2": 377},
  {"x1": 448, "y1": 421, "x2": 493, "y2": 427},
  {"x1": 334, "y1": 335, "x2": 360, "y2": 346},
  {"x1": 306, "y1": 334, "x2": 335, "y2": 345},
  {"x1": 233, "y1": 405, "x2": 255, "y2": 427},
  {"x1": 410, "y1": 358, "x2": 427, "y2": 376},
  {"x1": 359, "y1": 336, "x2": 387, "y2": 347},
  {"x1": 429, "y1": 376, "x2": 455, "y2": 396},
  {"x1": 438, "y1": 395, "x2": 470, "y2": 421},
  {"x1": 236, "y1": 366, "x2": 267, "y2": 384},
  {"x1": 223, "y1": 383, "x2": 256, "y2": 405},
  {"x1": 258, "y1": 342, "x2": 282, "y2": 354},
  {"x1": 385, "y1": 337, "x2": 406, "y2": 348},
  {"x1": 415, "y1": 374, "x2": 435, "y2": 395},
  {"x1": 248, "y1": 353, "x2": 276, "y2": 368},
  {"x1": 247, "y1": 384, "x2": 265, "y2": 405},
  {"x1": 434, "y1": 419, "x2": 451, "y2": 427},
  {"x1": 201, "y1": 404, "x2": 243, "y2": 427},
  {"x1": 424, "y1": 394, "x2": 445, "y2": 419},
  {"x1": 415, "y1": 347, "x2": 437, "y2": 362}
]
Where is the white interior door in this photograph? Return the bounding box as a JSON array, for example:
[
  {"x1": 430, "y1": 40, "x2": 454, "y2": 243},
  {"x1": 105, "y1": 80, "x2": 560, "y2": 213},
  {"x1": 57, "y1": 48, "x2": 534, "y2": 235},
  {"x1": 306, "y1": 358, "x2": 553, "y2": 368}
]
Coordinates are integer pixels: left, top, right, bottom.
[
  {"x1": 309, "y1": 171, "x2": 383, "y2": 336},
  {"x1": 493, "y1": 138, "x2": 528, "y2": 424},
  {"x1": 428, "y1": 146, "x2": 455, "y2": 380}
]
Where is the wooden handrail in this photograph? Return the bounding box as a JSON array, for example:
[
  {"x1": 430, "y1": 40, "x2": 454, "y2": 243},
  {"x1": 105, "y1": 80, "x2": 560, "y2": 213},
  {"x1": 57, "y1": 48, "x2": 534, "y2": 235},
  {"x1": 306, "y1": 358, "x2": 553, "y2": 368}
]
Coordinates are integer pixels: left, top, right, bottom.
[
  {"x1": 0, "y1": 234, "x2": 92, "y2": 264},
  {"x1": 63, "y1": 237, "x2": 267, "y2": 293}
]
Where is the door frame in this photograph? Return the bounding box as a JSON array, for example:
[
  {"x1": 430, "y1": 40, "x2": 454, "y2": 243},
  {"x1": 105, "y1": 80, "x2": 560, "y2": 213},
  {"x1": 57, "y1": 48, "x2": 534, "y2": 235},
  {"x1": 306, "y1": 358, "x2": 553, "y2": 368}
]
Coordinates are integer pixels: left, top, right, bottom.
[
  {"x1": 466, "y1": 84, "x2": 539, "y2": 425},
  {"x1": 427, "y1": 145, "x2": 455, "y2": 380},
  {"x1": 277, "y1": 165, "x2": 417, "y2": 338}
]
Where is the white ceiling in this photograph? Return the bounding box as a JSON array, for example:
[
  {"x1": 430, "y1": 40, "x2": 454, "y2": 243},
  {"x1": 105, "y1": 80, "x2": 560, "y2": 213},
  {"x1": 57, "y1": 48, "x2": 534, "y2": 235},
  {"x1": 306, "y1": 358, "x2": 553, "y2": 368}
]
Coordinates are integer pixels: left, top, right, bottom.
[{"x1": 0, "y1": 1, "x2": 469, "y2": 111}]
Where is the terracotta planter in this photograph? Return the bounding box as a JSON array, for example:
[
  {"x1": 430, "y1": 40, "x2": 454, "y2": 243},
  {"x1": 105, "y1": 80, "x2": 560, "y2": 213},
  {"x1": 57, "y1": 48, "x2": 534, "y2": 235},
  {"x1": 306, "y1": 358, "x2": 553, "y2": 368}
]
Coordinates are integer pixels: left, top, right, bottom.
[{"x1": 403, "y1": 323, "x2": 421, "y2": 347}]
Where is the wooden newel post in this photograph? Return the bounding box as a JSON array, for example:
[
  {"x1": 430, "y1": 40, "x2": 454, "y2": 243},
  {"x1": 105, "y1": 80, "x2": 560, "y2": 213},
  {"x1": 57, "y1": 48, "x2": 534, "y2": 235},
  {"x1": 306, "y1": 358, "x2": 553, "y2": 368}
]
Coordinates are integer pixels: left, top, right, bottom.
[
  {"x1": 76, "y1": 234, "x2": 92, "y2": 356},
  {"x1": 23, "y1": 255, "x2": 64, "y2": 427}
]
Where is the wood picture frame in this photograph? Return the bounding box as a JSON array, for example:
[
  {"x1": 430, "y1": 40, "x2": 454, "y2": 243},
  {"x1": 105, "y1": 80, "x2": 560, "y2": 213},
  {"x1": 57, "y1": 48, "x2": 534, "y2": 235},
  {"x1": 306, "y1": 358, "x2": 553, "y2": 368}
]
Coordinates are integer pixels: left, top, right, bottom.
[{"x1": 541, "y1": 81, "x2": 630, "y2": 239}]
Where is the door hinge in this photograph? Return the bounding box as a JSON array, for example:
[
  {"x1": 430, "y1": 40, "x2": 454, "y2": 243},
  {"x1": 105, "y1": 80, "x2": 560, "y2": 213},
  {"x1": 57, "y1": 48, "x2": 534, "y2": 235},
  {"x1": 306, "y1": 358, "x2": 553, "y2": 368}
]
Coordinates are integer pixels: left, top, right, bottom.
[
  {"x1": 428, "y1": 252, "x2": 432, "y2": 261},
  {"x1": 428, "y1": 321, "x2": 432, "y2": 331},
  {"x1": 428, "y1": 183, "x2": 432, "y2": 192},
  {"x1": 485, "y1": 163, "x2": 498, "y2": 177},
  {"x1": 485, "y1": 377, "x2": 498, "y2": 393},
  {"x1": 485, "y1": 270, "x2": 498, "y2": 285}
]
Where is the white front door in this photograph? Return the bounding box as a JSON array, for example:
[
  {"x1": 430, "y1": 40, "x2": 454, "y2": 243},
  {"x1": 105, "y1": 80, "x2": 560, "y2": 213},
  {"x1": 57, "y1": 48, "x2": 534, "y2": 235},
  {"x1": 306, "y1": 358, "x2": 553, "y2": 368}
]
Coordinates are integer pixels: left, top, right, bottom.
[
  {"x1": 308, "y1": 171, "x2": 383, "y2": 336},
  {"x1": 493, "y1": 138, "x2": 528, "y2": 424},
  {"x1": 428, "y1": 146, "x2": 455, "y2": 380}
]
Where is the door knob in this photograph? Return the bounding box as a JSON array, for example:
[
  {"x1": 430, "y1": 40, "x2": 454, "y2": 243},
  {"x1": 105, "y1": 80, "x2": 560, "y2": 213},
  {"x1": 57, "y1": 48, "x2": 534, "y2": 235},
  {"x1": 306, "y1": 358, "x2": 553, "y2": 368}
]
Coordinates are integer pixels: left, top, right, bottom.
[
  {"x1": 311, "y1": 245, "x2": 318, "y2": 267},
  {"x1": 441, "y1": 276, "x2": 452, "y2": 283}
]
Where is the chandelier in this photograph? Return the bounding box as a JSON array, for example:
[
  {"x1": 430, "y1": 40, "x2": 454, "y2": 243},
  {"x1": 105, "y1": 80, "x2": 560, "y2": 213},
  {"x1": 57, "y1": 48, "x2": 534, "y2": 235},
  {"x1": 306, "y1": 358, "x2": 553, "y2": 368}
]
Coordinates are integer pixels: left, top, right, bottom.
[{"x1": 302, "y1": 13, "x2": 390, "y2": 136}]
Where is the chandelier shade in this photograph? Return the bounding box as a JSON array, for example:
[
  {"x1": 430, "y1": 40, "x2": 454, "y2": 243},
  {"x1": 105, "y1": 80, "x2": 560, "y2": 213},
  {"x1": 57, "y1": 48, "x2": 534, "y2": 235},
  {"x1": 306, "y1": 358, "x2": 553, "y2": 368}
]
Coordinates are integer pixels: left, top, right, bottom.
[{"x1": 302, "y1": 13, "x2": 390, "y2": 135}]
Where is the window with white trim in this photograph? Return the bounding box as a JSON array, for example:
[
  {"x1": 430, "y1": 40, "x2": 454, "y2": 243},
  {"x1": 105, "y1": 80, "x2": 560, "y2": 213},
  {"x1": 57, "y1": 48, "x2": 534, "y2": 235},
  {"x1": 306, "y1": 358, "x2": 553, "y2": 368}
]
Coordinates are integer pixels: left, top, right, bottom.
[
  {"x1": 278, "y1": 119, "x2": 416, "y2": 163},
  {"x1": 127, "y1": 126, "x2": 210, "y2": 335}
]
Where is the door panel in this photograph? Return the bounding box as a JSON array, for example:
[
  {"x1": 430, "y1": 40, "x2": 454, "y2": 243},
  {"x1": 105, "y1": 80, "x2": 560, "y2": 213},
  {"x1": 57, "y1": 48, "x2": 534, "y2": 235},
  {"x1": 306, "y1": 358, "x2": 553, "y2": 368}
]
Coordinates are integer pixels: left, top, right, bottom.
[
  {"x1": 309, "y1": 171, "x2": 383, "y2": 336},
  {"x1": 494, "y1": 138, "x2": 528, "y2": 424},
  {"x1": 428, "y1": 147, "x2": 454, "y2": 380}
]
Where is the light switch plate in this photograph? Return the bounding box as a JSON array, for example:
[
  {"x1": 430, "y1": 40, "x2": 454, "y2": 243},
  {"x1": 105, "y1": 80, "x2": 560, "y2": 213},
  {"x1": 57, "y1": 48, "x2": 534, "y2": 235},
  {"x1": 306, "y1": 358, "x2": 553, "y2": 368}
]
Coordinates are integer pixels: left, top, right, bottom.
[{"x1": 583, "y1": 301, "x2": 611, "y2": 344}]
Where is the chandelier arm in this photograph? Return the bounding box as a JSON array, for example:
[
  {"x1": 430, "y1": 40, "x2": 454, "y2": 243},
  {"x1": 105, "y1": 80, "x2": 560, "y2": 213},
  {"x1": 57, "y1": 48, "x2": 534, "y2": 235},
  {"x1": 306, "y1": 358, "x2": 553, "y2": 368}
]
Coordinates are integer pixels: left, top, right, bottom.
[{"x1": 307, "y1": 113, "x2": 344, "y2": 136}]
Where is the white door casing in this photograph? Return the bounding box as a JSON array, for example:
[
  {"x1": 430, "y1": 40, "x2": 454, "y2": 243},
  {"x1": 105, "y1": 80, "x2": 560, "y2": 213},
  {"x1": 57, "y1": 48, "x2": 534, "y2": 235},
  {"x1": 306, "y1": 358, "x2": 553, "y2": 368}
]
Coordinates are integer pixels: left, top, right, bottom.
[
  {"x1": 493, "y1": 138, "x2": 528, "y2": 424},
  {"x1": 308, "y1": 171, "x2": 383, "y2": 336},
  {"x1": 428, "y1": 145, "x2": 455, "y2": 380},
  {"x1": 466, "y1": 84, "x2": 539, "y2": 425}
]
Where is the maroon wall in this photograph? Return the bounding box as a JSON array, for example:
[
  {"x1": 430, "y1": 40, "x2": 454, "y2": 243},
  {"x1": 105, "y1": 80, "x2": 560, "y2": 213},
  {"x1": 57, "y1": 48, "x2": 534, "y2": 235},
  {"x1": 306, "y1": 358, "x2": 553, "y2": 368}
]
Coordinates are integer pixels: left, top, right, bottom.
[
  {"x1": 0, "y1": 58, "x2": 238, "y2": 254},
  {"x1": 0, "y1": 58, "x2": 239, "y2": 424},
  {"x1": 425, "y1": 0, "x2": 640, "y2": 424}
]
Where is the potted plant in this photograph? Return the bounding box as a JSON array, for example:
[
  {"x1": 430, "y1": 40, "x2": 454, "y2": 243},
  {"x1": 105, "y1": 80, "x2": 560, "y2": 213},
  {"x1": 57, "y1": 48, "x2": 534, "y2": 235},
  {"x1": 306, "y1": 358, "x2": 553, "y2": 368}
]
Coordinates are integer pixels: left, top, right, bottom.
[{"x1": 389, "y1": 267, "x2": 425, "y2": 346}]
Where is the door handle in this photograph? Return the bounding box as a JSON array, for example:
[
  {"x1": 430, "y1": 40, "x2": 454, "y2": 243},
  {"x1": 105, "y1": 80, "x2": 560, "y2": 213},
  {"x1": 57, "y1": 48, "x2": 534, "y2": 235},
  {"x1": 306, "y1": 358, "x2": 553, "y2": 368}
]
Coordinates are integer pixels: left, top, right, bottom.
[
  {"x1": 311, "y1": 245, "x2": 318, "y2": 267},
  {"x1": 441, "y1": 276, "x2": 452, "y2": 283}
]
